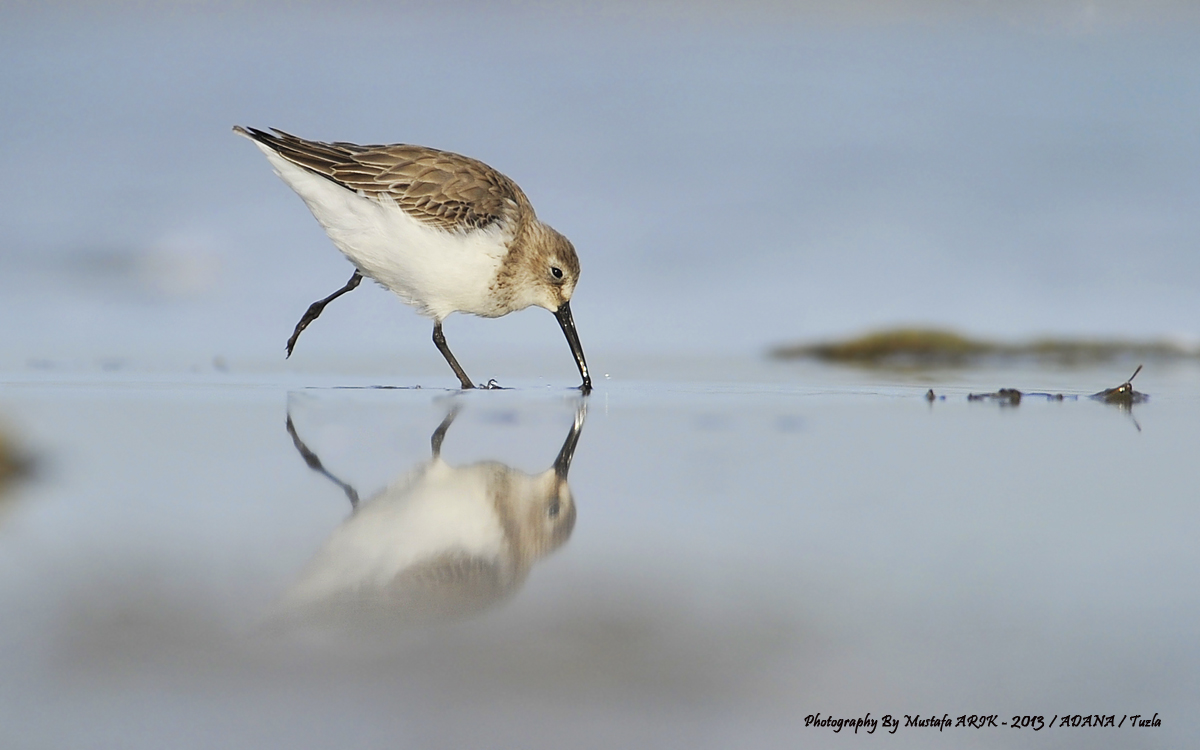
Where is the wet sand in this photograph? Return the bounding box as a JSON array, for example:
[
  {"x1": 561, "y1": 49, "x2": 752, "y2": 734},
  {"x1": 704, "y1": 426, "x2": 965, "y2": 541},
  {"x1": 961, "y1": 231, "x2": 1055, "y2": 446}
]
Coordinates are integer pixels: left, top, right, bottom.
[{"x1": 0, "y1": 361, "x2": 1196, "y2": 748}]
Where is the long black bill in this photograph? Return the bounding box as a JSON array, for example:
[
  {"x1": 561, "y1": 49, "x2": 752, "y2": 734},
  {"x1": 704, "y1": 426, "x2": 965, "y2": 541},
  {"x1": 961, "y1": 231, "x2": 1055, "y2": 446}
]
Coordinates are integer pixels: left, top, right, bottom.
[{"x1": 554, "y1": 301, "x2": 592, "y2": 394}]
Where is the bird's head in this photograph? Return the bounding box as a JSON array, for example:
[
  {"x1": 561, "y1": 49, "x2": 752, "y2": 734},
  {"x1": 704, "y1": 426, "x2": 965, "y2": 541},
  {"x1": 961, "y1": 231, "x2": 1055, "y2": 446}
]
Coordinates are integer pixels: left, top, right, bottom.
[
  {"x1": 517, "y1": 470, "x2": 577, "y2": 557},
  {"x1": 501, "y1": 221, "x2": 591, "y2": 392},
  {"x1": 519, "y1": 222, "x2": 580, "y2": 313}
]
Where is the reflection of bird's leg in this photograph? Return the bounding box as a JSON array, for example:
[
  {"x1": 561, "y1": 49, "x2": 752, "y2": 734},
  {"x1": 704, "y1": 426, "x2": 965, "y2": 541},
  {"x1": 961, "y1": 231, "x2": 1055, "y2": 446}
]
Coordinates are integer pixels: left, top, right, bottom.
[
  {"x1": 286, "y1": 271, "x2": 363, "y2": 357},
  {"x1": 429, "y1": 406, "x2": 462, "y2": 459},
  {"x1": 553, "y1": 402, "x2": 588, "y2": 478},
  {"x1": 286, "y1": 413, "x2": 361, "y2": 508}
]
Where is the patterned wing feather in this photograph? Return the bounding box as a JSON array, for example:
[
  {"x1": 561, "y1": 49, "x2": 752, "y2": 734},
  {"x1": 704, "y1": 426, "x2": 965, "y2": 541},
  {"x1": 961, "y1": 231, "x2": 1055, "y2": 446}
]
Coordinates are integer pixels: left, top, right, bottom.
[{"x1": 238, "y1": 127, "x2": 527, "y2": 232}]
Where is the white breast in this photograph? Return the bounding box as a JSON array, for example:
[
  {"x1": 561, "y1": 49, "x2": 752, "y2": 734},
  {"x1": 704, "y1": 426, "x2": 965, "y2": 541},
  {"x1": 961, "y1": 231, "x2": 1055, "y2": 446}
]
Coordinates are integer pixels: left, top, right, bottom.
[{"x1": 259, "y1": 145, "x2": 511, "y2": 320}]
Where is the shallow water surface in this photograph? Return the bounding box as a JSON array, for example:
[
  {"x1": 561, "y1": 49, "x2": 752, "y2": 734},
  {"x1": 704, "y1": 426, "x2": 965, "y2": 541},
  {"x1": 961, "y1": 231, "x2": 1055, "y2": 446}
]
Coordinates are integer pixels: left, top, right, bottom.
[{"x1": 0, "y1": 365, "x2": 1196, "y2": 748}]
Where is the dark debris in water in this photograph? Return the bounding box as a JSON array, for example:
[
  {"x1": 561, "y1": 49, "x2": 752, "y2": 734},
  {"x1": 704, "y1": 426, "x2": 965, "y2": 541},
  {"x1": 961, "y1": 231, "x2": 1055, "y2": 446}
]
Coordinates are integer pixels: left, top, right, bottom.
[
  {"x1": 967, "y1": 388, "x2": 1041, "y2": 406},
  {"x1": 1089, "y1": 365, "x2": 1149, "y2": 407},
  {"x1": 964, "y1": 388, "x2": 1075, "y2": 405},
  {"x1": 927, "y1": 365, "x2": 1148, "y2": 411},
  {"x1": 773, "y1": 328, "x2": 1196, "y2": 368}
]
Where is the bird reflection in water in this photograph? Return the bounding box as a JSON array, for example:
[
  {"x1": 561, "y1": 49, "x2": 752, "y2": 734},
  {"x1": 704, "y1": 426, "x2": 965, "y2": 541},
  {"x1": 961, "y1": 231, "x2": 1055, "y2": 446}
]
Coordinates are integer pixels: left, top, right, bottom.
[{"x1": 274, "y1": 401, "x2": 585, "y2": 634}]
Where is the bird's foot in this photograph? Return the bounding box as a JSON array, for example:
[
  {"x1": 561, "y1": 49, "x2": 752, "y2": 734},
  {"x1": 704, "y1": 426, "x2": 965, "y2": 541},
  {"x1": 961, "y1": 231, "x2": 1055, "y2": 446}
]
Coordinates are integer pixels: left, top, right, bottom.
[{"x1": 483, "y1": 379, "x2": 504, "y2": 390}]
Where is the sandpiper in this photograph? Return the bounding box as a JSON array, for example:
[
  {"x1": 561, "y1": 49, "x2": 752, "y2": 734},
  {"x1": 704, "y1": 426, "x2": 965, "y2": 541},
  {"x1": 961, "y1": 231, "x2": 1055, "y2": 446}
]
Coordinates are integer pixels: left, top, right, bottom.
[{"x1": 234, "y1": 126, "x2": 591, "y2": 392}]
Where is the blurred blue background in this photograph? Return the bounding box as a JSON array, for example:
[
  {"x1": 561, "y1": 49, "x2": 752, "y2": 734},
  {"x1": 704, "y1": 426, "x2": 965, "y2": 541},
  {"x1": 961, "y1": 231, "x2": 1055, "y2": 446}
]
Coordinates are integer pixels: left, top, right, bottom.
[
  {"x1": 2, "y1": 1, "x2": 1198, "y2": 372},
  {"x1": 4, "y1": 7, "x2": 1200, "y2": 745}
]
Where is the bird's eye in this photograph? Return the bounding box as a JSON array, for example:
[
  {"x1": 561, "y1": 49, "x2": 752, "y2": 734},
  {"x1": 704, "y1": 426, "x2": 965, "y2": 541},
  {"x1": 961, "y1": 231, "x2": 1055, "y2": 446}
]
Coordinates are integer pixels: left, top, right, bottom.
[{"x1": 550, "y1": 266, "x2": 564, "y2": 280}]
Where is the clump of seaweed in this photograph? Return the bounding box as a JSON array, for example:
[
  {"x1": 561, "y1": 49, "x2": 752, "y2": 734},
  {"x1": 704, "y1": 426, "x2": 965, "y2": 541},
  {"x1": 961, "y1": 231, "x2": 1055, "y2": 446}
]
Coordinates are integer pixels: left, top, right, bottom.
[
  {"x1": 774, "y1": 328, "x2": 990, "y2": 366},
  {"x1": 772, "y1": 328, "x2": 1196, "y2": 368},
  {"x1": 0, "y1": 425, "x2": 34, "y2": 496}
]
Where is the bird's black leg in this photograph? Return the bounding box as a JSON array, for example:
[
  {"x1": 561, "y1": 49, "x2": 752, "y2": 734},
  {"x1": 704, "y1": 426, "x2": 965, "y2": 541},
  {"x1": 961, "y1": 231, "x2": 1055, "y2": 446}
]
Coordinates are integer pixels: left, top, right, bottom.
[
  {"x1": 432, "y1": 321, "x2": 474, "y2": 389},
  {"x1": 286, "y1": 271, "x2": 363, "y2": 357}
]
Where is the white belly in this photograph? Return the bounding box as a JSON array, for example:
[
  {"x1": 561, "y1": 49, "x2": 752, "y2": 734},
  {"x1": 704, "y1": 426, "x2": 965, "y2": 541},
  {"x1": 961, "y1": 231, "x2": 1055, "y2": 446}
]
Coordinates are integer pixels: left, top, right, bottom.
[
  {"x1": 280, "y1": 460, "x2": 507, "y2": 608},
  {"x1": 260, "y1": 145, "x2": 510, "y2": 320}
]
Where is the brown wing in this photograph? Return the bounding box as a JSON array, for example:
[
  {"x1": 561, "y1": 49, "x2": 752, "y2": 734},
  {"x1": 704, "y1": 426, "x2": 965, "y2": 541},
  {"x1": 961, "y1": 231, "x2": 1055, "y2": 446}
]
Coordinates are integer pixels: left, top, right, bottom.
[{"x1": 236, "y1": 126, "x2": 528, "y2": 232}]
